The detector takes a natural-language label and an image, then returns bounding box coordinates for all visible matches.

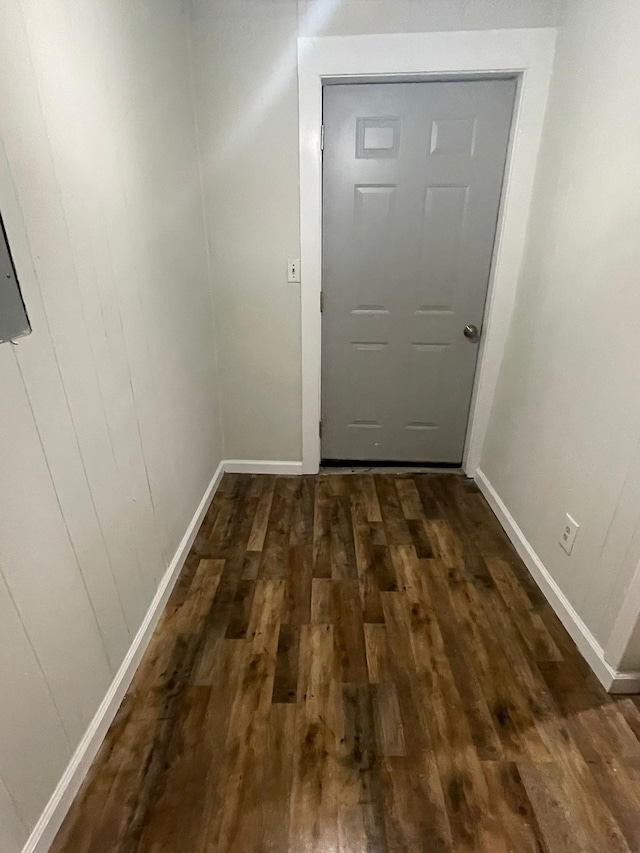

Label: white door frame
[298,29,556,475]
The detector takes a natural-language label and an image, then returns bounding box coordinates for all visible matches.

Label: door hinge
[320,291,324,312]
[319,420,323,438]
[320,124,325,152]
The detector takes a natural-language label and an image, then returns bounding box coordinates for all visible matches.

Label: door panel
[321,80,516,463]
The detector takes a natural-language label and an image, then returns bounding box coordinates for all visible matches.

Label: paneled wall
[0,1,221,848]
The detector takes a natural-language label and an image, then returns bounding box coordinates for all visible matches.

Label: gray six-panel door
[321,80,516,463]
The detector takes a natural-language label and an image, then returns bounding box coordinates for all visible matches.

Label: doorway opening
[298,28,557,475]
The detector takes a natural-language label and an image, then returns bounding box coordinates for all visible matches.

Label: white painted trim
[21,460,226,853]
[609,670,640,694]
[475,468,640,694]
[298,28,557,475]
[605,554,640,671]
[223,459,303,475]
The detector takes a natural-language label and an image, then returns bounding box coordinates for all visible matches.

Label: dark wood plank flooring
[51,473,640,852]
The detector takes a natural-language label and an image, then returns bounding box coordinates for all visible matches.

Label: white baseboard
[475,468,640,695]
[223,459,303,475]
[608,670,640,694]
[22,460,225,853]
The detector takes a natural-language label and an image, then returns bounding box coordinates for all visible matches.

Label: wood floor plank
[616,697,640,744]
[381,755,452,853]
[337,683,387,851]
[391,546,500,851]
[136,686,213,852]
[310,577,333,625]
[423,556,503,761]
[224,579,255,639]
[482,761,547,853]
[331,579,369,684]
[330,494,358,580]
[50,696,161,852]
[407,516,435,558]
[163,557,225,638]
[195,639,245,839]
[283,543,312,627]
[198,478,259,652]
[313,477,333,579]
[289,474,315,548]
[272,624,300,703]
[364,623,391,684]
[429,548,550,762]
[376,474,413,546]
[380,591,453,851]
[369,520,388,547]
[395,476,425,521]
[483,601,633,852]
[204,579,286,852]
[371,541,398,592]
[289,623,338,852]
[261,703,296,851]
[246,474,275,552]
[352,497,385,623]
[485,556,563,661]
[589,756,640,850]
[355,473,383,523]
[259,477,297,579]
[372,682,406,757]
[413,474,443,520]
[240,550,261,581]
[518,760,606,853]
[50,472,640,853]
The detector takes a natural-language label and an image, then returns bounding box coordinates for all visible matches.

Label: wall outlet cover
[559,513,579,555]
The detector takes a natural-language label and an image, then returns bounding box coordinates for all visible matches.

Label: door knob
[463,324,480,341]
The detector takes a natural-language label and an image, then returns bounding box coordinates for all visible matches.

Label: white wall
[189,0,302,461]
[189,0,562,462]
[480,0,640,659]
[298,0,562,36]
[0,1,221,848]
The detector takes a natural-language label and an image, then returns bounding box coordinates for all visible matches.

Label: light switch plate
[287,258,300,283]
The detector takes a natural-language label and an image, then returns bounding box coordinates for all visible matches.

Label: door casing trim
[297,28,557,475]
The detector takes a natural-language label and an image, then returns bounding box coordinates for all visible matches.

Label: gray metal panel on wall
[0,215,30,343]
[321,80,516,463]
